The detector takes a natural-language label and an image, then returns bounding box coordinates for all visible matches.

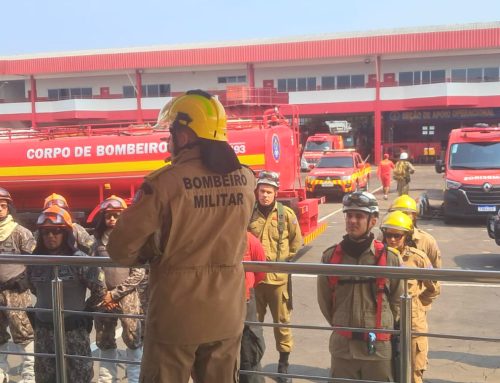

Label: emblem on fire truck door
[272,134,280,162]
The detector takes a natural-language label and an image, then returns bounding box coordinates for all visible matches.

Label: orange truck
[0,107,326,243]
[435,126,500,223]
[305,149,371,198]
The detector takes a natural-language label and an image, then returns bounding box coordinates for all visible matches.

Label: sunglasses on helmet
[37,213,67,226]
[100,199,126,211]
[46,199,67,208]
[342,193,376,208]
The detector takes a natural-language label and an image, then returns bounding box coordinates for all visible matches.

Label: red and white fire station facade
[1,22,499,163]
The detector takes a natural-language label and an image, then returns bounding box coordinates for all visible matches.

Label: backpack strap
[329,240,390,338]
[372,240,387,329]
[276,202,285,262]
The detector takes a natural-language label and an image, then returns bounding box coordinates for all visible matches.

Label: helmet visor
[37,212,66,226]
[46,199,68,209]
[100,198,127,211]
[342,193,374,209]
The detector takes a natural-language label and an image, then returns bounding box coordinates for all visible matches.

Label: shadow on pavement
[453,253,500,271]
[429,350,500,369]
[262,363,330,382]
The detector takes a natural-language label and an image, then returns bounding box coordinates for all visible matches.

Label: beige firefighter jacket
[107,146,256,345]
[401,246,440,332]
[248,202,302,285]
[317,241,403,360]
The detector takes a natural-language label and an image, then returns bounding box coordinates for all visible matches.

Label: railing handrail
[4,254,500,284]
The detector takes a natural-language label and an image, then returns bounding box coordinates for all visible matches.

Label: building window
[217,75,246,84]
[451,69,466,82]
[399,72,413,86]
[430,70,446,83]
[276,77,316,92]
[467,68,482,82]
[351,75,365,88]
[321,76,335,90]
[337,75,350,89]
[484,67,499,82]
[47,87,92,100]
[123,84,170,98]
[123,86,136,98]
[421,71,431,84]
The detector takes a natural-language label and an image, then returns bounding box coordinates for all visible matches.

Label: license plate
[478,205,496,212]
[322,182,334,187]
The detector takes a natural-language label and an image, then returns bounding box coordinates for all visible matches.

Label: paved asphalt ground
[5,165,500,382]
[256,165,500,383]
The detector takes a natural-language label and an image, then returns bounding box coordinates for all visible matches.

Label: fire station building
[0,22,499,163]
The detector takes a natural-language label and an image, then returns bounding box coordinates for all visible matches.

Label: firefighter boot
[126,347,142,383]
[18,341,35,383]
[0,343,9,383]
[98,348,118,383]
[277,352,292,383]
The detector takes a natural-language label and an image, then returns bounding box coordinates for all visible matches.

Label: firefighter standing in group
[0,187,36,383]
[389,195,442,270]
[393,152,416,196]
[42,193,95,253]
[248,171,303,383]
[380,211,440,383]
[107,90,256,383]
[27,205,107,383]
[90,195,144,383]
[317,191,403,381]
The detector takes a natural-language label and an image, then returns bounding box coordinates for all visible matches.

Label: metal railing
[1,254,500,383]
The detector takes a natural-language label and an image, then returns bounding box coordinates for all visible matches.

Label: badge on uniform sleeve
[98,271,105,282]
[133,182,153,205]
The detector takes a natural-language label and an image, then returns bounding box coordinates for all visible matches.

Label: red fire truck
[0,107,326,243]
[435,126,500,223]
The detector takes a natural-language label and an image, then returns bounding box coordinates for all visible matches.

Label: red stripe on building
[1,27,499,75]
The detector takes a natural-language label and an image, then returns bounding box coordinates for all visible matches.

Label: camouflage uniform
[73,223,95,254]
[0,219,36,382]
[92,237,144,383]
[27,250,106,383]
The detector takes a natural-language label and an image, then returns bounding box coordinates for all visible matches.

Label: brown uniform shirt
[401,246,440,333]
[248,203,303,285]
[317,241,403,360]
[107,146,256,345]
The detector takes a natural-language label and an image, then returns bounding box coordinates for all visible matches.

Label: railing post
[52,266,67,383]
[399,279,412,383]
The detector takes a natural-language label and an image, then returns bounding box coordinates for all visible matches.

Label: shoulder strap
[276,202,285,261]
[328,245,343,288]
[372,240,387,329]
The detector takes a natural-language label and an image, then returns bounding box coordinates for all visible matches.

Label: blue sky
[2,0,498,56]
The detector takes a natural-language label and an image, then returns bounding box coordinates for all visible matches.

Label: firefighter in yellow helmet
[90,196,145,383]
[248,171,303,383]
[43,193,94,254]
[107,90,256,383]
[0,187,36,383]
[381,211,440,383]
[27,205,106,383]
[389,195,442,270]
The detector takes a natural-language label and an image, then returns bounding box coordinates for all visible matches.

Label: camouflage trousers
[0,288,34,345]
[96,290,142,350]
[34,324,93,383]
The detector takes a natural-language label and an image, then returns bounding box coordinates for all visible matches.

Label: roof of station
[1,22,499,75]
